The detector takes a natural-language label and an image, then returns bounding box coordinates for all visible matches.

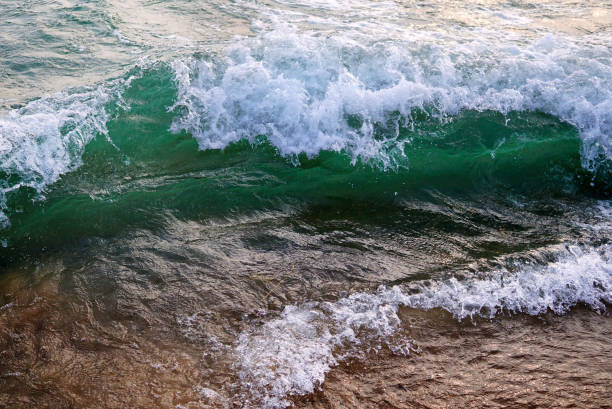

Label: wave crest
[170,30,612,169]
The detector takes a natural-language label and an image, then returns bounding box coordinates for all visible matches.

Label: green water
[2,65,608,267]
[1,2,612,408]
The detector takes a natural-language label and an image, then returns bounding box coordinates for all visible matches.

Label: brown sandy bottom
[294,307,612,409]
[1,266,610,409]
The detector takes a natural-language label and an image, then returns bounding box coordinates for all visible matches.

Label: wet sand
[295,308,612,409]
[2,263,610,409]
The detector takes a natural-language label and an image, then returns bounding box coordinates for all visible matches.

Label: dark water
[1,1,611,408]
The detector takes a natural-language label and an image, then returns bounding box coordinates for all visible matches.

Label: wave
[0,75,139,228]
[170,29,611,169]
[1,26,611,230]
[234,244,612,408]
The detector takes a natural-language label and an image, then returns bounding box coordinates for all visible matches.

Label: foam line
[235,244,611,408]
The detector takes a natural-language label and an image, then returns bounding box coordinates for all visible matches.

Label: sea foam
[171,28,612,169]
[234,244,612,408]
[0,77,135,228]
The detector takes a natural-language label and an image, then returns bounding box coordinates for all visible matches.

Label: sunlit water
[1,1,611,408]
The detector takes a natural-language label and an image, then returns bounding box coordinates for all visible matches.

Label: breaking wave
[171,29,611,168]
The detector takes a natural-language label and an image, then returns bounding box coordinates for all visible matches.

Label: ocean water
[0,1,611,408]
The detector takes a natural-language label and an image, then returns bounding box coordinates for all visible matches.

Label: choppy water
[1,1,611,408]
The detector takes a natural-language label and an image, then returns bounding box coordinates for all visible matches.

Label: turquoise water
[1,64,609,265]
[0,1,611,408]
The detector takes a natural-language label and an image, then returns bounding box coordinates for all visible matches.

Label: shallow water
[296,308,612,409]
[1,0,611,408]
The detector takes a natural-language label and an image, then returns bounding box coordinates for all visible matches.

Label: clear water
[0,1,611,408]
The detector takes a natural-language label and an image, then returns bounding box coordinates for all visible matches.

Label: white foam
[0,77,134,228]
[170,28,612,169]
[403,246,612,319]
[235,244,612,408]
